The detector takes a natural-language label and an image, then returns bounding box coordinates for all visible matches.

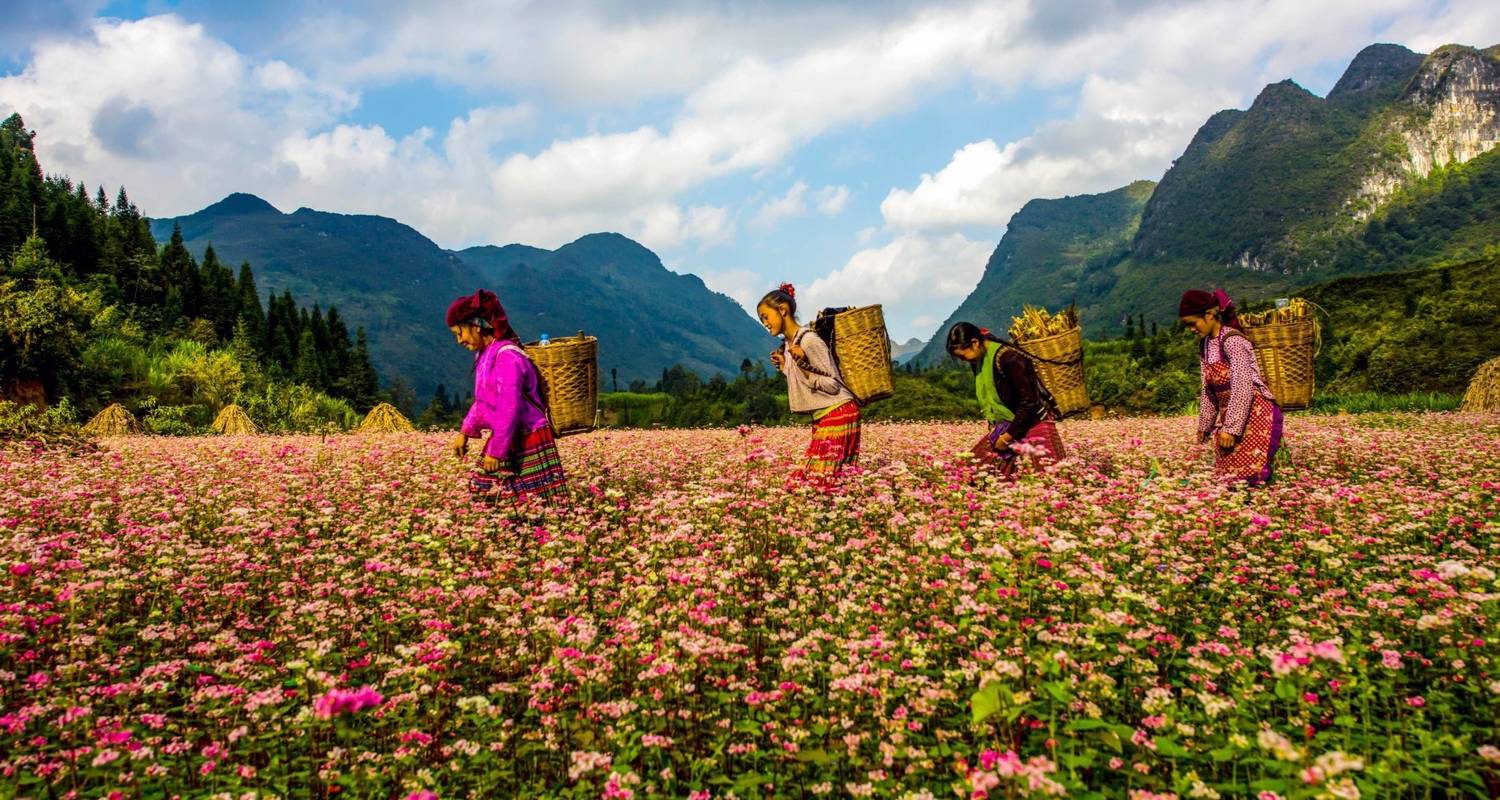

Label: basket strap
[790,329,863,405]
[1002,337,1083,367]
[498,343,558,436]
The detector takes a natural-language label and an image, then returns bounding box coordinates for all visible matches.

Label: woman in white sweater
[758,283,860,482]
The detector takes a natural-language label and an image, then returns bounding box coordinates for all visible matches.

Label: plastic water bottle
[539,332,550,346]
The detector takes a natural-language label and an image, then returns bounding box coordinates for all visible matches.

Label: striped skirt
[972,419,1066,480]
[468,426,567,505]
[797,400,861,478]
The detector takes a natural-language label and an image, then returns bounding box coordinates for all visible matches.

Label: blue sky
[3,0,1497,341]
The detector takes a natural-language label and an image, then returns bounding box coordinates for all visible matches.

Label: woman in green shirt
[945,321,1066,478]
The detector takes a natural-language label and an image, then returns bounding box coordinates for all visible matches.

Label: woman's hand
[769,350,785,371]
[1215,430,1238,450]
[992,432,1014,451]
[787,342,807,361]
[481,455,501,472]
[450,433,469,459]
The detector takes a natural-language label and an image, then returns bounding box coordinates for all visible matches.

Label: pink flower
[312,686,384,719]
[1406,696,1425,708]
[9,563,31,576]
[404,793,438,800]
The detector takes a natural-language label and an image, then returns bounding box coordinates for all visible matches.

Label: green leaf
[1274,679,1298,701]
[1094,730,1123,754]
[1042,681,1073,703]
[1209,746,1236,762]
[1061,751,1095,768]
[1066,719,1112,732]
[971,682,1003,725]
[1153,736,1189,758]
[733,719,761,734]
[731,772,768,795]
[794,748,833,765]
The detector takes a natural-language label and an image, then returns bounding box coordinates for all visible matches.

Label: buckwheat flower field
[3,415,1498,799]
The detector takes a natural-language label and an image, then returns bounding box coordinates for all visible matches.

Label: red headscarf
[1177,288,1239,328]
[446,289,520,344]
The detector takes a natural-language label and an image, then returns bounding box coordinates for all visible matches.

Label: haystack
[357,402,415,433]
[82,403,142,436]
[1462,356,1500,412]
[211,404,258,435]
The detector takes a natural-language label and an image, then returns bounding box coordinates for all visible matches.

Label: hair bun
[778,282,796,298]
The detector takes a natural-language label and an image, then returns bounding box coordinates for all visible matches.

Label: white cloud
[814,184,850,215]
[287,2,961,108]
[6,0,1498,309]
[754,181,809,229]
[802,232,992,338]
[878,0,1500,232]
[0,15,353,204]
[753,181,851,229]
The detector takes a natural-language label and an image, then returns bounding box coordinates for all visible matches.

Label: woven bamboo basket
[525,331,598,435]
[831,306,894,403]
[1242,315,1318,410]
[1019,327,1089,417]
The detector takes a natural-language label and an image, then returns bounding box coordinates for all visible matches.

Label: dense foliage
[0,114,380,433]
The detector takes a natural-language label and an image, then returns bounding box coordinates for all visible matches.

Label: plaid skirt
[797,400,861,478]
[1207,371,1283,487]
[468,426,566,505]
[971,419,1066,480]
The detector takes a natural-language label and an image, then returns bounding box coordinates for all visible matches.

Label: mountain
[890,337,925,364]
[914,181,1154,362]
[918,41,1500,362]
[1132,42,1498,273]
[151,199,773,395]
[457,235,775,385]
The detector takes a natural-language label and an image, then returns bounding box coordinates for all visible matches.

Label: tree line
[0,113,382,432]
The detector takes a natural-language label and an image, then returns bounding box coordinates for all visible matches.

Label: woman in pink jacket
[446,289,565,504]
[1178,288,1282,486]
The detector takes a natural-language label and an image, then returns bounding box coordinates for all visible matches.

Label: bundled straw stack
[357,402,415,433]
[1009,304,1089,417]
[82,403,142,436]
[211,404,258,435]
[1462,356,1500,412]
[1240,298,1319,410]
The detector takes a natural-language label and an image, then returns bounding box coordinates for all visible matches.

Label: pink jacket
[1197,328,1276,438]
[460,340,551,459]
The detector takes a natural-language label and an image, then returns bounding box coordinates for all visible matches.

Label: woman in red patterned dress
[1178,289,1283,486]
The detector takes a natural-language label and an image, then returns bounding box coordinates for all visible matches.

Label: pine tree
[324,306,353,390]
[418,381,455,428]
[158,224,200,322]
[229,318,265,391]
[344,327,381,411]
[293,328,324,388]
[198,245,237,339]
[236,261,264,340]
[94,186,109,214]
